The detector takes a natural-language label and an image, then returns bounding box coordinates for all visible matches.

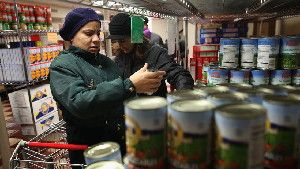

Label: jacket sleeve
[151,47,194,90]
[49,64,135,119]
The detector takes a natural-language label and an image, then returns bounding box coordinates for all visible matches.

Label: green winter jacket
[49,46,135,127]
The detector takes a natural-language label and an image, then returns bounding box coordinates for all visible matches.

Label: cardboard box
[30,84,52,103]
[35,111,60,135]
[8,89,31,108]
[11,107,33,124]
[32,97,57,122]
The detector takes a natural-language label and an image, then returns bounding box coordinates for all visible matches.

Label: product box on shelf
[8,89,31,108]
[32,97,57,122]
[11,107,33,124]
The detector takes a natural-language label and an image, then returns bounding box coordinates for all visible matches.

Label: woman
[108,13,194,97]
[49,8,165,167]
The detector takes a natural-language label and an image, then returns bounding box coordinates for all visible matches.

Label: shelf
[0,30,59,36]
[1,76,48,89]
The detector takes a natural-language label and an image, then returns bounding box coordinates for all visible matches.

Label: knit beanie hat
[59,8,100,41]
[107,13,131,40]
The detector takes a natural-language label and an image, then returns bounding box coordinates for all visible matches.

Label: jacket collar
[68,46,102,66]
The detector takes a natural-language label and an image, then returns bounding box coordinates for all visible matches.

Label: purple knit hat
[59,8,101,41]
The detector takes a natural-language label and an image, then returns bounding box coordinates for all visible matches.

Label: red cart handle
[23,141,88,150]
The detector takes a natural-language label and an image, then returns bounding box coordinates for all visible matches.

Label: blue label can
[257,37,280,70]
[281,37,300,69]
[270,69,292,85]
[219,38,240,68]
[292,69,300,86]
[241,38,258,68]
[250,69,270,86]
[230,69,250,84]
[208,68,229,86]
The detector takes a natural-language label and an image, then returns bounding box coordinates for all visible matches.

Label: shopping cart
[9,120,88,169]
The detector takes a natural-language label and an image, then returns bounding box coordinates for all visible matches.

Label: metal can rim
[170,99,215,113]
[124,96,167,110]
[263,94,300,105]
[215,103,266,118]
[84,142,120,159]
[85,161,124,169]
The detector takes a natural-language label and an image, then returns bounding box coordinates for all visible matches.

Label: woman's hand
[129,63,166,94]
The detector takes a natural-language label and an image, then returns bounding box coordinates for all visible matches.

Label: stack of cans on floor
[122,85,300,169]
[207,36,300,87]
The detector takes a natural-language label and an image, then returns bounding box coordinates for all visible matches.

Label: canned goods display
[219,38,240,68]
[241,38,258,68]
[270,69,291,85]
[250,69,270,86]
[236,88,274,104]
[84,142,122,165]
[230,69,250,84]
[196,86,230,96]
[262,95,300,169]
[259,85,296,96]
[257,37,280,70]
[167,89,207,104]
[217,83,252,92]
[208,68,229,86]
[280,37,300,69]
[168,100,215,169]
[125,97,167,168]
[85,161,124,169]
[207,92,248,107]
[292,69,300,85]
[215,103,266,169]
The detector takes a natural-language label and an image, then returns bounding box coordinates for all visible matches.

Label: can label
[281,37,300,69]
[208,68,229,86]
[270,70,291,85]
[219,46,239,68]
[168,110,212,169]
[125,108,166,168]
[230,70,250,84]
[292,69,300,85]
[263,102,300,169]
[257,38,279,70]
[215,114,265,169]
[241,45,257,68]
[251,70,269,86]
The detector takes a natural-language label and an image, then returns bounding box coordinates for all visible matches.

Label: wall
[149,18,168,42]
[282,16,300,35]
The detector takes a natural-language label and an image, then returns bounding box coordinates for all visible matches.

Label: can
[215,103,266,169]
[167,89,207,104]
[85,161,124,169]
[257,37,280,70]
[125,97,167,168]
[236,88,274,104]
[270,69,291,85]
[217,83,252,92]
[292,69,300,86]
[258,85,296,96]
[84,142,122,165]
[280,37,300,69]
[230,69,250,84]
[196,86,230,96]
[207,92,249,107]
[208,68,229,86]
[250,69,270,86]
[219,38,240,68]
[241,38,258,68]
[168,100,215,169]
[262,95,300,169]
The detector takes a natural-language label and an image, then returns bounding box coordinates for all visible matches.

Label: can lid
[171,99,215,113]
[263,94,300,105]
[216,103,266,118]
[125,96,167,110]
[84,142,120,158]
[196,86,230,95]
[218,83,252,90]
[258,85,295,93]
[209,92,248,101]
[167,89,207,100]
[85,161,124,169]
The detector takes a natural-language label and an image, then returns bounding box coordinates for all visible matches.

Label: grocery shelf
[0,30,59,36]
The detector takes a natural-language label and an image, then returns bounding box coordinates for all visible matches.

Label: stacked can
[292,69,300,85]
[241,38,258,69]
[219,38,240,69]
[215,103,266,169]
[270,69,292,85]
[280,36,300,69]
[195,86,230,96]
[230,69,250,84]
[263,95,300,169]
[168,100,215,169]
[217,83,252,92]
[125,97,167,169]
[207,92,249,107]
[257,37,280,70]
[207,67,229,86]
[250,69,270,86]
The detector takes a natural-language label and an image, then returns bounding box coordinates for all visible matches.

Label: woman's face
[71,21,101,54]
[117,37,135,54]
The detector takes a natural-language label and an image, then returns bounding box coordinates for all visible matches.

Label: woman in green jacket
[49,8,165,167]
